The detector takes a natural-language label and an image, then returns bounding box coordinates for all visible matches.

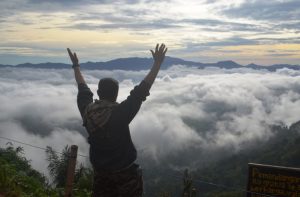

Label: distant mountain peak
[214,60,241,68]
[217,60,236,64]
[246,63,259,67]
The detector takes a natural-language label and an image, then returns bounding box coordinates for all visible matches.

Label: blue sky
[0,0,300,65]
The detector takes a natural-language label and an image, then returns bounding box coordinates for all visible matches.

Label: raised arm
[67,48,93,118]
[144,43,167,86]
[115,44,168,125]
[67,48,86,85]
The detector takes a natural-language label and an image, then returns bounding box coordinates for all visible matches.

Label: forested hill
[191,121,300,196]
[1,57,300,71]
[141,121,300,197]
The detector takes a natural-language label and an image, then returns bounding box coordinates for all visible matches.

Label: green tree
[45,145,93,195]
[0,143,53,197]
[45,145,69,188]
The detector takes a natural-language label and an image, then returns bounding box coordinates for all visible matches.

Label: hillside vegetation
[0,144,92,197]
[142,121,300,196]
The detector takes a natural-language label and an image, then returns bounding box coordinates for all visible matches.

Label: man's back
[79,81,150,171]
[67,44,167,196]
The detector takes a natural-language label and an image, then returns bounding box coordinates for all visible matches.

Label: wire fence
[164,172,276,197]
[0,136,88,158]
[0,135,278,197]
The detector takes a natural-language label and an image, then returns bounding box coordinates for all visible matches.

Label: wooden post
[64,145,78,197]
[182,169,197,197]
[182,169,192,197]
[191,188,197,197]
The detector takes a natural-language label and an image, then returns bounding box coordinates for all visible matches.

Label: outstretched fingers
[159,44,165,53]
[67,48,74,59]
[150,43,167,63]
[155,44,159,53]
[67,48,79,66]
[163,47,168,56]
[150,50,154,57]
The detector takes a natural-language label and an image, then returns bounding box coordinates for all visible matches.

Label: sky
[0,0,300,65]
[1,66,300,176]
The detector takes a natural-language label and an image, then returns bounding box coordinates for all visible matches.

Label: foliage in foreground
[0,143,53,196]
[0,143,93,197]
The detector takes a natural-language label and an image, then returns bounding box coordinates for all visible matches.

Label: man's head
[97,78,119,102]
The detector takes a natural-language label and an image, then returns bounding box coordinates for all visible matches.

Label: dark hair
[97,78,119,102]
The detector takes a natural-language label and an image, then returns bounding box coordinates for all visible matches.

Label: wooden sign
[247,163,300,197]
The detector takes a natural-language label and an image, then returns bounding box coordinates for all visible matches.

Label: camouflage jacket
[77,81,150,171]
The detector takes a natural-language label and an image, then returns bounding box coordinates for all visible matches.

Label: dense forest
[1,121,300,196]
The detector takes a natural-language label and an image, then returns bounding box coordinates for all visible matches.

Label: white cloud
[1,66,300,174]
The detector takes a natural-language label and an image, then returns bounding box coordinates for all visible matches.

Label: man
[67,44,167,197]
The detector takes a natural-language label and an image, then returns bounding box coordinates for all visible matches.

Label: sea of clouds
[1,65,300,176]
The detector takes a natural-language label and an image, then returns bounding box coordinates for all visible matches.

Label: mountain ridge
[1,56,299,71]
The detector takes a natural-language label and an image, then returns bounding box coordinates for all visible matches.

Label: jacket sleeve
[116,80,151,125]
[77,83,93,118]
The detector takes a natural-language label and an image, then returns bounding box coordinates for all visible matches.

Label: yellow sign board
[247,163,300,197]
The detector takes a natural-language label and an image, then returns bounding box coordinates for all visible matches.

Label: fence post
[182,169,197,197]
[191,188,197,197]
[64,145,78,197]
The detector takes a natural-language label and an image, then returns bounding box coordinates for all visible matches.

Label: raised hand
[150,43,168,64]
[144,43,167,85]
[68,48,86,84]
[67,48,79,68]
